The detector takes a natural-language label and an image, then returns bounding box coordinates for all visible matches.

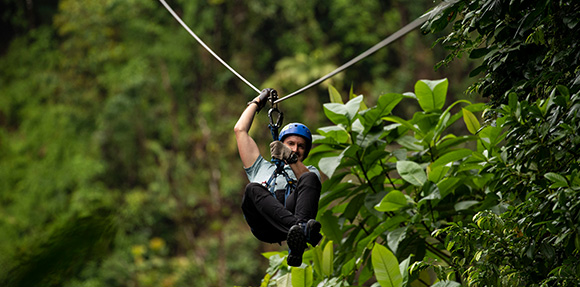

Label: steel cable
[275,1,457,103]
[159,0,261,94]
[159,0,457,101]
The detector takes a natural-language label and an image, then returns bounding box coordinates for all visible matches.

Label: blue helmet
[279,123,312,156]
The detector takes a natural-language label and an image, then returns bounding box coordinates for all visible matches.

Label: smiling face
[282,135,308,162]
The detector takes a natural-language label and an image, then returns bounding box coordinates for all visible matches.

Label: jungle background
[1,0,578,286]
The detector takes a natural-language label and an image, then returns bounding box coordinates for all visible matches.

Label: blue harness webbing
[266,100,296,207]
[264,163,296,207]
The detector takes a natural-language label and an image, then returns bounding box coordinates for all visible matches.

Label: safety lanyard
[263,90,296,206]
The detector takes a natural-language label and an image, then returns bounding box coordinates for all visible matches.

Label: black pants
[241,172,321,244]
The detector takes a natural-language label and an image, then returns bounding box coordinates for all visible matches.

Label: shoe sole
[287,225,307,267]
[307,220,322,247]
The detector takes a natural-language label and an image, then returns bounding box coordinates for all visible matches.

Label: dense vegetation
[260,0,579,286]
[0,0,466,286]
[1,0,577,286]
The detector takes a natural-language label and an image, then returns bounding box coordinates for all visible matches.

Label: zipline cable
[159,0,261,94]
[274,1,457,104]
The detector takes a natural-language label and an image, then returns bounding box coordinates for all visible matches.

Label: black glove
[248,88,274,112]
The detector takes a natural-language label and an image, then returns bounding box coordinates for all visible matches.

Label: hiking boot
[286,224,307,267]
[304,219,322,247]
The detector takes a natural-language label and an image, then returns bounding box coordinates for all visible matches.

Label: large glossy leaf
[415,79,448,112]
[375,190,408,212]
[544,172,569,188]
[311,244,323,278]
[318,149,346,178]
[382,115,421,134]
[454,200,479,211]
[345,95,364,121]
[318,126,351,144]
[356,215,408,258]
[395,135,424,151]
[387,227,407,254]
[431,149,473,169]
[319,210,342,244]
[428,165,450,183]
[361,93,404,131]
[323,103,349,125]
[344,193,366,222]
[323,96,364,125]
[322,241,334,277]
[328,85,343,104]
[319,182,357,209]
[462,108,481,134]
[372,244,403,287]
[291,266,313,287]
[432,280,462,287]
[276,273,292,287]
[437,177,461,199]
[396,161,427,186]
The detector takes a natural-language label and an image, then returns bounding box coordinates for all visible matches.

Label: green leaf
[276,273,292,287]
[345,95,364,121]
[328,85,343,104]
[432,280,462,287]
[437,177,461,199]
[311,244,323,278]
[322,241,334,277]
[320,210,342,244]
[323,103,349,126]
[372,244,403,287]
[375,190,408,212]
[399,256,412,287]
[415,79,448,112]
[361,93,404,131]
[291,266,313,287]
[431,149,473,169]
[344,193,366,222]
[387,227,407,254]
[318,126,351,144]
[462,108,480,134]
[428,165,450,183]
[508,92,518,112]
[396,161,427,186]
[544,172,569,188]
[469,48,489,59]
[318,150,345,178]
[395,135,424,151]
[454,200,479,211]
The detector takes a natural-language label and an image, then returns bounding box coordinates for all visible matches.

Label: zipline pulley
[266,89,284,142]
[266,89,286,175]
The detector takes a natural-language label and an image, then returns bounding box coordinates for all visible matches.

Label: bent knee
[299,172,320,183]
[245,182,268,196]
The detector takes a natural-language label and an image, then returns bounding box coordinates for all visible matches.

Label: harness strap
[264,91,297,206]
[265,168,296,207]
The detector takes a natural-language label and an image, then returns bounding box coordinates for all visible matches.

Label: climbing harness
[263,89,296,206]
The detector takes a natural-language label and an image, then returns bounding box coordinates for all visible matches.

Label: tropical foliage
[262,79,487,286]
[261,0,580,285]
[0,0,461,286]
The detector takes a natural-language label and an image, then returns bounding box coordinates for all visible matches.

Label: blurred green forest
[0,0,478,286]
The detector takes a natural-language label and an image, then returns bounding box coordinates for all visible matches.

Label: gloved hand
[270,141,292,162]
[249,88,274,112]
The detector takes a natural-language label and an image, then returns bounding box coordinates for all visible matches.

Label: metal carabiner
[268,107,284,140]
